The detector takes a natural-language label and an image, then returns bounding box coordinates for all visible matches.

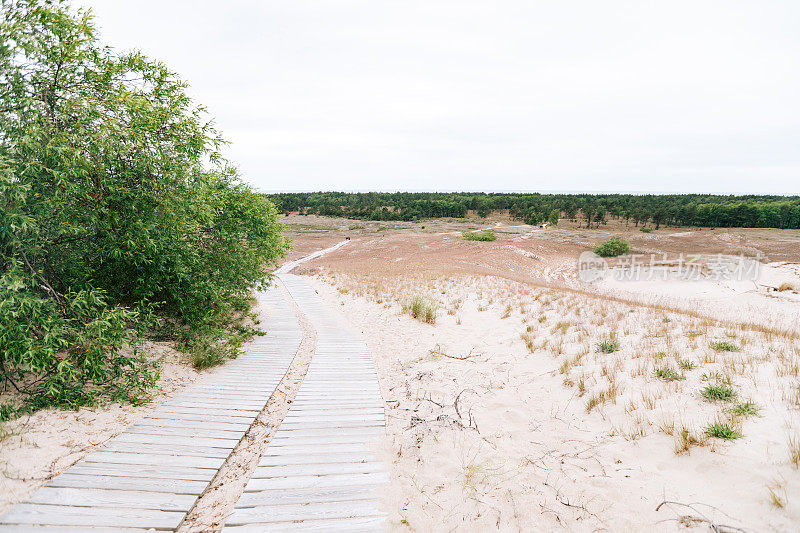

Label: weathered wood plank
[235,486,381,508]
[82,451,224,469]
[27,487,196,511]
[258,452,378,467]
[226,499,384,524]
[251,462,385,478]
[65,463,216,481]
[243,472,389,491]
[48,473,208,494]
[224,517,385,533]
[100,441,232,459]
[0,504,184,529]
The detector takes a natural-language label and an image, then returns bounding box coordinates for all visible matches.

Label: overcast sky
[78,1,800,194]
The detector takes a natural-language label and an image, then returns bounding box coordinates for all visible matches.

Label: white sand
[309,271,800,531]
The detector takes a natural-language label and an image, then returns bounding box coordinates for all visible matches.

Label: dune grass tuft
[706,420,741,440]
[701,383,736,402]
[402,295,438,324]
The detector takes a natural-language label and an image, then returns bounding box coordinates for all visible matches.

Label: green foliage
[678,359,696,370]
[0,0,287,415]
[596,336,620,353]
[267,192,800,230]
[463,230,496,241]
[594,237,631,257]
[640,227,653,233]
[706,421,741,440]
[401,295,438,324]
[654,367,685,382]
[701,383,736,402]
[729,400,760,418]
[710,340,741,352]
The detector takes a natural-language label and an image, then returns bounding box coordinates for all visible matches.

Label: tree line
[268,192,800,229]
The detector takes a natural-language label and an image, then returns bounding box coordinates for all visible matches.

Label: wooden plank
[243,472,389,491]
[48,473,207,494]
[0,526,152,532]
[278,414,384,424]
[259,452,378,467]
[126,425,243,439]
[0,504,184,529]
[275,420,383,430]
[261,443,371,456]
[133,418,251,431]
[142,412,255,424]
[268,435,383,447]
[226,499,384,524]
[112,433,239,449]
[224,517,385,532]
[66,462,217,481]
[251,462,384,478]
[82,451,224,470]
[234,486,381,507]
[28,487,196,512]
[101,441,232,459]
[158,406,261,417]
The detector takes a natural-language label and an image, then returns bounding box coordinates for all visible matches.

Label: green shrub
[640,227,653,233]
[0,1,287,415]
[594,237,631,257]
[464,230,497,241]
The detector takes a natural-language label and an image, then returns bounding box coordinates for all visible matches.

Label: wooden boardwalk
[223,274,387,532]
[0,287,302,532]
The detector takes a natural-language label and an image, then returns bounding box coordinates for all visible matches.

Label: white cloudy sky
[79,1,800,194]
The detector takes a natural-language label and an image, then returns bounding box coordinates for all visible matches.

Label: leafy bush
[0,0,287,414]
[464,230,496,241]
[594,237,631,257]
[640,227,653,233]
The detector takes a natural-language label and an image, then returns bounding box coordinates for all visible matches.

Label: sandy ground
[307,271,800,531]
[282,215,800,531]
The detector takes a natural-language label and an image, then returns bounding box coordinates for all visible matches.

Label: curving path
[223,274,387,531]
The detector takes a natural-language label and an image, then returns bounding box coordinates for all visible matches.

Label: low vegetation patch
[464,230,497,241]
[594,237,631,257]
[729,400,760,418]
[701,383,736,402]
[596,336,620,353]
[655,367,685,382]
[710,340,741,352]
[402,295,438,324]
[706,420,741,440]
